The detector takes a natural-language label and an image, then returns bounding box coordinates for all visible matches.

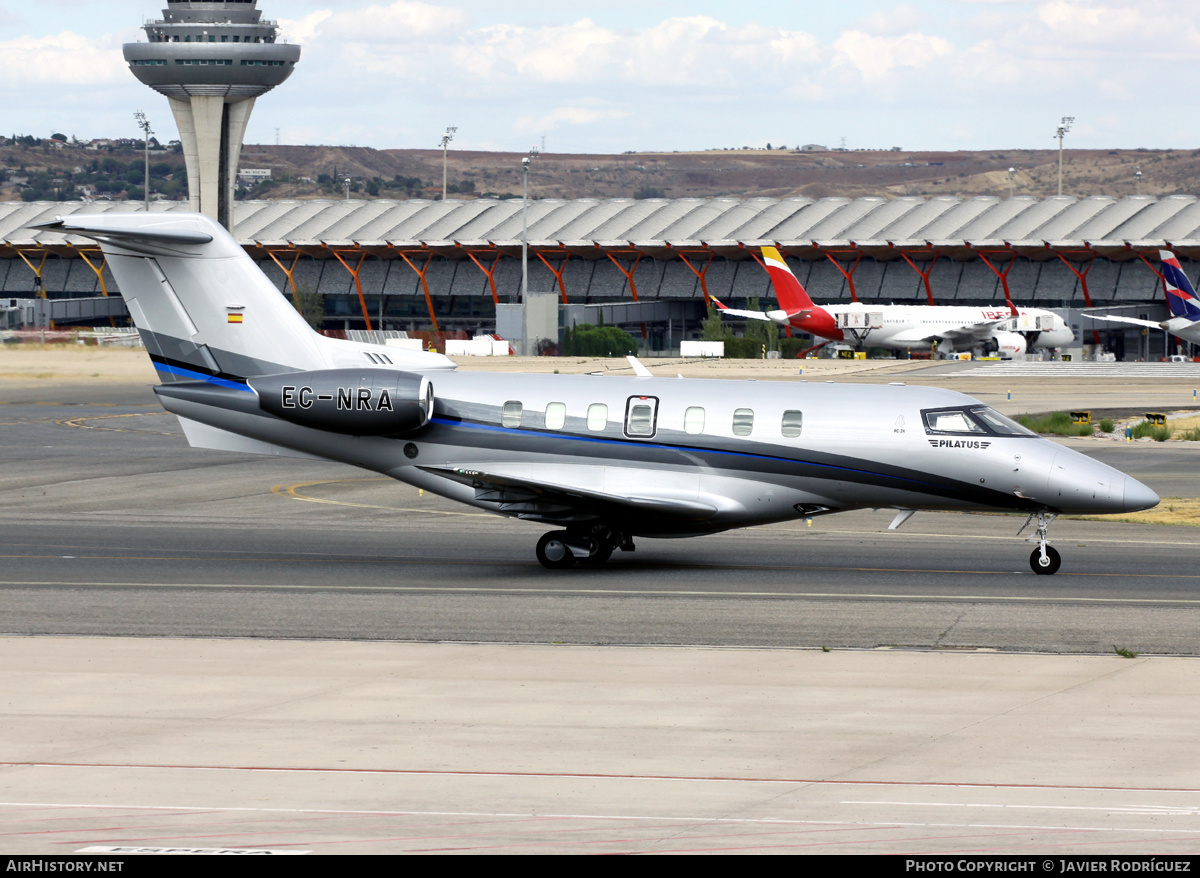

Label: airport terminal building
[3,194,1199,357]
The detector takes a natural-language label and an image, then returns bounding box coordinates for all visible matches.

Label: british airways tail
[761,246,816,313]
[29,213,454,385]
[1159,250,1200,322]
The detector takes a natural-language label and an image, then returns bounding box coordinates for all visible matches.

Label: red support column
[331,249,374,331]
[1057,250,1099,345]
[264,248,303,295]
[897,249,939,306]
[976,249,1019,316]
[464,249,502,305]
[535,250,571,304]
[606,250,646,338]
[675,248,715,307]
[76,247,116,327]
[823,250,863,303]
[395,249,440,334]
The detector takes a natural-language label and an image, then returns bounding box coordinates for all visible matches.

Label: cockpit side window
[971,407,1037,436]
[921,405,1035,437]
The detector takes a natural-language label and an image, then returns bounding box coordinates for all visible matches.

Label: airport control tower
[124,1,300,229]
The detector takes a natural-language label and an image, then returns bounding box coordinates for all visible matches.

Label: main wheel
[536,531,576,570]
[1030,545,1062,575]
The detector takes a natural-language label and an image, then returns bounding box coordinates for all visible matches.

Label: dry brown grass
[1073,498,1200,527]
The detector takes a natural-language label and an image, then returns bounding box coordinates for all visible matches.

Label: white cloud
[832,30,954,85]
[0,30,130,87]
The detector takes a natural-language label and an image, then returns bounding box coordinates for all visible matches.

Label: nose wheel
[1022,510,1061,575]
[1030,545,1061,575]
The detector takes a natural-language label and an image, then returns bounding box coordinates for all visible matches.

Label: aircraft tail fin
[762,246,816,312]
[1159,250,1200,322]
[30,213,334,385]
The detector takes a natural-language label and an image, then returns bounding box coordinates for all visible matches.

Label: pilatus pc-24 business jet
[713,247,1074,357]
[30,214,1157,575]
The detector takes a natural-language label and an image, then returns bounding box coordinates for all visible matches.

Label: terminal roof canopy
[6,195,1200,261]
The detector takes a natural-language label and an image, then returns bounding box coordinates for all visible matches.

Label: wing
[711,296,775,322]
[418,465,719,523]
[888,318,1008,346]
[1086,314,1164,330]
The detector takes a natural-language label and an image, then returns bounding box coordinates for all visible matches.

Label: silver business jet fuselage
[29,212,1157,575]
[155,369,1156,575]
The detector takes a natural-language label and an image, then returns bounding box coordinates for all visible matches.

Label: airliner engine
[992,331,1028,359]
[251,369,433,436]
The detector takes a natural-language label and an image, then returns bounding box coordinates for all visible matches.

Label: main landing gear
[535,527,633,570]
[1021,510,1061,575]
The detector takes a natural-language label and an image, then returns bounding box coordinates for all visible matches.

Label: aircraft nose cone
[1123,478,1160,513]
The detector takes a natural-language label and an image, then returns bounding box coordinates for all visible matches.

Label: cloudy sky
[0,0,1195,154]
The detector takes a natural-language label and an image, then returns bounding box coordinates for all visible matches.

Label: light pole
[520,146,539,306]
[440,126,457,201]
[1055,116,1074,196]
[1007,166,1016,198]
[344,177,351,201]
[134,110,152,211]
[1135,168,1143,196]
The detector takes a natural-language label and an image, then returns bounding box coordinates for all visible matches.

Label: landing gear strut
[1022,510,1061,575]
[534,527,632,570]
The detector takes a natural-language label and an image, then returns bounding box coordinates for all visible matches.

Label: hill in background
[3,139,1195,204]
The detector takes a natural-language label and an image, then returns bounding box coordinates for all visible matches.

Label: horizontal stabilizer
[29,215,217,255]
[1086,314,1165,330]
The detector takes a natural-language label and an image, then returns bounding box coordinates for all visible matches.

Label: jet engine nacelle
[993,331,1028,359]
[250,369,434,436]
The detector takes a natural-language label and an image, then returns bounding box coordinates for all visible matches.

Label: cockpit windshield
[921,405,1036,437]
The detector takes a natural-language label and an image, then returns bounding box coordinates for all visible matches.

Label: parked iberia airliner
[713,247,1074,357]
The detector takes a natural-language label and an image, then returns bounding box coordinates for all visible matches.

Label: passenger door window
[624,396,659,438]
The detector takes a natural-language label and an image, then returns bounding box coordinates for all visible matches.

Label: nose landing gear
[1021,510,1061,575]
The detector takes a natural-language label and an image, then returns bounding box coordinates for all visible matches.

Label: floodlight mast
[441,126,457,201]
[134,111,153,211]
[1056,116,1074,196]
[520,147,539,307]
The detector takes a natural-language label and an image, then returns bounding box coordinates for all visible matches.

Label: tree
[701,304,726,341]
[290,284,326,331]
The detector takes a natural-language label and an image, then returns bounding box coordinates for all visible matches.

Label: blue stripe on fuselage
[429,416,943,490]
[154,361,253,391]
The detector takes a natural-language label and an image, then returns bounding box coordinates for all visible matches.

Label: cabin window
[624,396,659,438]
[544,402,566,430]
[501,400,523,428]
[732,408,754,437]
[684,406,705,435]
[587,403,608,432]
[781,410,803,438]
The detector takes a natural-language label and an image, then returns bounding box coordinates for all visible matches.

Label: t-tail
[28,212,454,387]
[1160,250,1200,323]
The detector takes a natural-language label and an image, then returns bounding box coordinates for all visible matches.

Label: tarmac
[4,638,1200,855]
[3,348,1200,855]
